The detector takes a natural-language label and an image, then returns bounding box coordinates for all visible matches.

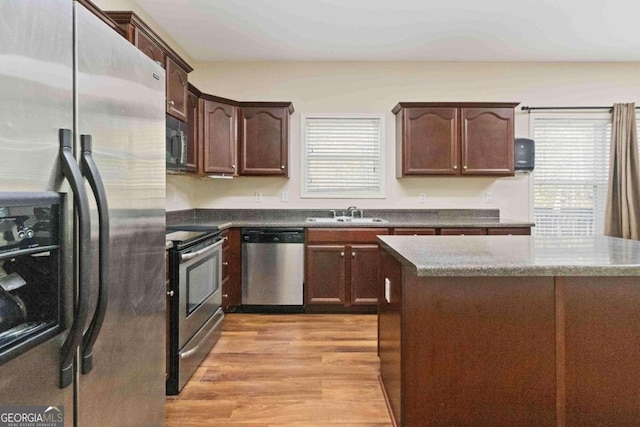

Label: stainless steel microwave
[166,115,188,173]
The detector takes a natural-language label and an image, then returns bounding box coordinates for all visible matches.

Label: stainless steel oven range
[166,228,224,395]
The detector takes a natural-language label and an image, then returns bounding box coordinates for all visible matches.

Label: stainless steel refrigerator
[0,1,166,425]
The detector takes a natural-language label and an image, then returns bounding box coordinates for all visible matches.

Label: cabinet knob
[340,252,344,257]
[169,100,175,106]
[223,262,229,266]
[281,165,285,169]
[352,252,356,257]
[453,165,458,170]
[167,290,174,297]
[463,165,468,170]
[223,294,228,298]
[232,165,236,169]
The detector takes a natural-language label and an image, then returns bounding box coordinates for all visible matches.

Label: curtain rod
[521,106,640,112]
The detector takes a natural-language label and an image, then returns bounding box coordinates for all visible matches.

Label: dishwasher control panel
[241,228,304,244]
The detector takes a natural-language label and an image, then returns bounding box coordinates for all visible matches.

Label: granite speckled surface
[166,208,533,230]
[378,235,640,276]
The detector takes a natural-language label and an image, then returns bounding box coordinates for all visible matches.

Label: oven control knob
[17,231,25,239]
[25,229,34,239]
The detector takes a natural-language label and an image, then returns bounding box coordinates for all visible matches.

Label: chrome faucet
[347,206,363,218]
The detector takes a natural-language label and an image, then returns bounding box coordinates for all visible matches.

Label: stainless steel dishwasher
[241,228,304,310]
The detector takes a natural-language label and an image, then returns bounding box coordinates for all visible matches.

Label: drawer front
[306,228,390,244]
[487,227,531,235]
[394,228,437,235]
[439,228,487,236]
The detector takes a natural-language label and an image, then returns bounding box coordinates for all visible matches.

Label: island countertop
[378,235,640,426]
[377,235,640,276]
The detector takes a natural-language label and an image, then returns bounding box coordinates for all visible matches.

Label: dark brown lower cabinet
[221,229,241,311]
[378,247,640,426]
[563,277,640,426]
[165,249,170,380]
[305,228,389,312]
[350,245,379,305]
[305,245,346,305]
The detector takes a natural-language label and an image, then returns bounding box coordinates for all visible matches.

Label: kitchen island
[377,235,640,427]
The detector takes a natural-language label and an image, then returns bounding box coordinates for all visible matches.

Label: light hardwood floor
[166,313,392,427]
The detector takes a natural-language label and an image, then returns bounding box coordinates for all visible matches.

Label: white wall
[165,61,640,220]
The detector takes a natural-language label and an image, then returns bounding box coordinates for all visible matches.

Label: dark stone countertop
[378,235,640,277]
[166,208,533,231]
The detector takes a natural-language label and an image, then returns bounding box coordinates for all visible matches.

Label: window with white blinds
[532,115,612,236]
[301,115,384,198]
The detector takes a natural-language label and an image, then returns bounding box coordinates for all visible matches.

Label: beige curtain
[604,103,640,239]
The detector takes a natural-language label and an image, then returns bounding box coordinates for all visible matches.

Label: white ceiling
[135,0,640,62]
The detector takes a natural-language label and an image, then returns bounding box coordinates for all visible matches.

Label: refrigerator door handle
[79,135,110,375]
[59,129,92,388]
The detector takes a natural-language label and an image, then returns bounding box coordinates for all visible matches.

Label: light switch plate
[419,193,426,203]
[254,192,262,202]
[281,190,288,202]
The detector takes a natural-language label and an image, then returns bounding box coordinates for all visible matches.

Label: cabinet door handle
[169,100,175,106]
[281,165,285,169]
[352,252,355,257]
[463,165,468,170]
[223,294,228,298]
[167,290,174,297]
[340,252,344,257]
[231,165,236,169]
[453,165,458,170]
[223,262,229,266]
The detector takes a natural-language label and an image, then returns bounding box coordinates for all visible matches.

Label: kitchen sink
[305,217,388,223]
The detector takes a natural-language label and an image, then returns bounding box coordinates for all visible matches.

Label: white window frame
[300,113,385,199]
[528,111,613,236]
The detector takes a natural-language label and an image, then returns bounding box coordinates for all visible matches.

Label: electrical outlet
[419,193,426,203]
[254,192,262,202]
[281,190,288,202]
[485,191,493,204]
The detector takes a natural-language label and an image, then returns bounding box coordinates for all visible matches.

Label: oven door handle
[79,135,110,376]
[180,238,223,261]
[179,313,224,359]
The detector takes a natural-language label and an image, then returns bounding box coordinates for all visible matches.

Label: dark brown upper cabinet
[201,94,238,176]
[166,57,188,122]
[106,11,193,121]
[461,107,515,175]
[135,29,165,67]
[184,84,294,177]
[393,102,518,177]
[185,85,200,173]
[238,103,294,176]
